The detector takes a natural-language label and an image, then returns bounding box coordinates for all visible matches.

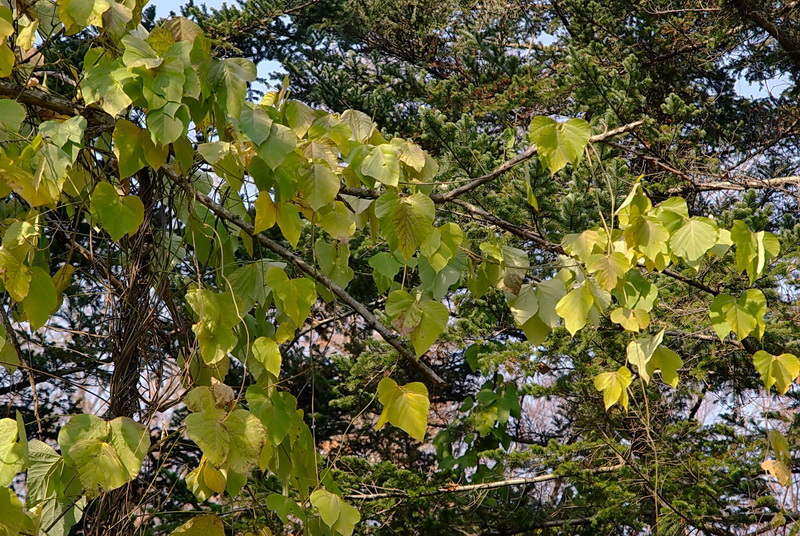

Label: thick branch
[344,464,623,500]
[164,167,446,388]
[729,0,800,68]
[0,79,115,135]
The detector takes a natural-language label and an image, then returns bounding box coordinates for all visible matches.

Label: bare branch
[344,463,624,500]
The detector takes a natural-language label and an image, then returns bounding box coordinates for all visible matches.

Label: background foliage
[1,0,800,535]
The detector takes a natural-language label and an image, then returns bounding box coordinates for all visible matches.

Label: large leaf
[709,289,766,341]
[185,407,231,467]
[90,181,145,241]
[361,145,401,187]
[594,366,632,411]
[668,217,718,264]
[300,163,339,211]
[223,409,266,473]
[209,57,257,119]
[752,351,799,395]
[108,417,150,479]
[587,252,629,291]
[21,266,57,329]
[385,291,448,356]
[67,438,130,495]
[528,116,591,174]
[376,377,429,441]
[311,489,361,536]
[265,267,316,329]
[375,192,435,261]
[186,289,243,364]
[730,220,780,284]
[555,282,595,336]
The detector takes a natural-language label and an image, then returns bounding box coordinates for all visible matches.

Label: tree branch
[344,463,624,500]
[0,79,115,136]
[429,121,644,203]
[729,0,800,68]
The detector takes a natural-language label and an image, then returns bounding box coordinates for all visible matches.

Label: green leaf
[26,440,85,535]
[257,123,297,170]
[107,417,149,479]
[668,217,718,264]
[67,438,130,495]
[186,289,243,364]
[587,252,629,291]
[300,163,340,211]
[209,57,257,119]
[318,201,356,241]
[58,413,109,456]
[730,220,780,284]
[275,202,303,247]
[90,181,145,241]
[0,100,26,134]
[0,488,31,536]
[562,230,604,264]
[81,52,134,117]
[375,192,435,261]
[386,290,421,336]
[265,267,316,328]
[508,284,538,325]
[311,489,361,536]
[22,266,58,330]
[410,300,448,357]
[224,409,266,473]
[0,248,31,302]
[626,215,669,262]
[648,345,683,388]
[147,103,188,145]
[58,0,111,34]
[594,366,632,411]
[285,100,316,136]
[709,293,735,341]
[385,291,448,356]
[626,329,665,383]
[239,105,273,145]
[528,116,591,174]
[169,514,225,536]
[0,418,23,487]
[555,282,594,336]
[361,145,401,187]
[709,289,766,341]
[249,336,281,380]
[121,34,161,68]
[753,351,799,395]
[376,377,429,441]
[616,182,652,228]
[185,407,230,467]
[610,307,650,332]
[114,119,168,178]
